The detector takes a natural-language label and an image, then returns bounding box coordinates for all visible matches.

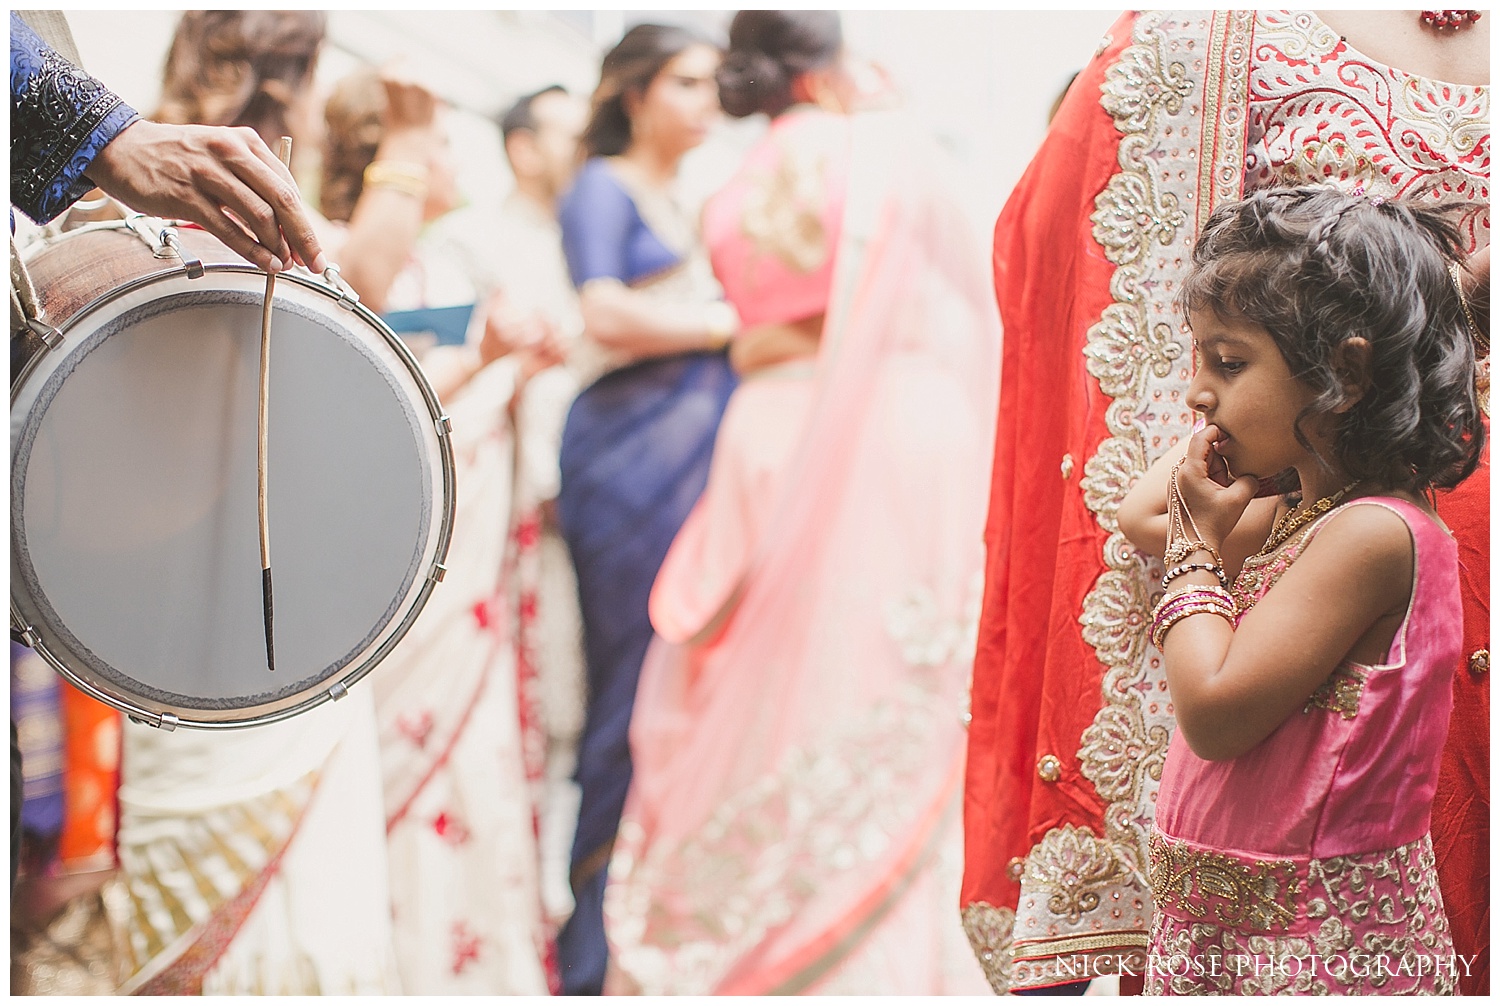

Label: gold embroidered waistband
[1148,831,1438,937]
[1148,831,1301,932]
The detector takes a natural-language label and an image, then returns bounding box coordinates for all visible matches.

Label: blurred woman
[105,12,400,993]
[603,11,996,994]
[319,67,562,994]
[551,23,739,995]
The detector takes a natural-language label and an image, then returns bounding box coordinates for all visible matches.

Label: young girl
[1118,186,1485,995]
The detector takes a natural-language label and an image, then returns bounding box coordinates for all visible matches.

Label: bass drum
[11,219,455,729]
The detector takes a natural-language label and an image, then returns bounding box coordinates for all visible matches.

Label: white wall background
[63,10,1122,239]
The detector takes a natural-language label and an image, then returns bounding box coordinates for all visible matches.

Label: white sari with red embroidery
[370,241,550,994]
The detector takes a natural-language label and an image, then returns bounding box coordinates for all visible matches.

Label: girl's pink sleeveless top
[701,107,850,328]
[1155,496,1461,858]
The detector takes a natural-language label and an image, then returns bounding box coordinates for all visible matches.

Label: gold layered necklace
[1256,481,1360,557]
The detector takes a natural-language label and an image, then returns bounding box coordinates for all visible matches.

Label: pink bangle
[1151,585,1237,650]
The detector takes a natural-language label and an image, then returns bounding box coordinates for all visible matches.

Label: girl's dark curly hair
[1180,185,1485,494]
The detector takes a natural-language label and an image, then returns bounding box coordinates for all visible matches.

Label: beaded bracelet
[1162,561,1227,589]
[1150,585,1237,650]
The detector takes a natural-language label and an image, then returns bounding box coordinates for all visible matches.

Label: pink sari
[603,110,999,995]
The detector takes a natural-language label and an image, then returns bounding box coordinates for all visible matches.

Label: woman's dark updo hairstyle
[1180,185,1485,494]
[583,23,712,158]
[717,10,842,119]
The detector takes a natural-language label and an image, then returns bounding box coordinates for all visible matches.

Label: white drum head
[12,267,453,727]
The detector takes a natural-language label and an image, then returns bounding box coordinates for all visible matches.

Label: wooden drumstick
[259,135,293,671]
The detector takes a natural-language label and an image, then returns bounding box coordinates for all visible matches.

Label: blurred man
[483,84,592,941]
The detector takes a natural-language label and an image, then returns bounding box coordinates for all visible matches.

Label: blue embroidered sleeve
[10,13,139,223]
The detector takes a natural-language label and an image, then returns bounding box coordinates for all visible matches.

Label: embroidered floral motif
[961,901,1016,995]
[1079,703,1170,806]
[1080,435,1147,532]
[1259,10,1342,63]
[1079,560,1153,671]
[1305,665,1366,719]
[396,710,434,750]
[883,569,984,670]
[1025,825,1130,925]
[1149,831,1301,932]
[1246,10,1490,253]
[432,810,472,846]
[1147,834,1455,994]
[607,680,965,994]
[450,921,483,975]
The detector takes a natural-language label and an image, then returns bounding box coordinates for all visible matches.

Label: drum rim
[11,249,457,730]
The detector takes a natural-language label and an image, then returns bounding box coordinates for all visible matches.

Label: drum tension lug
[159,228,205,280]
[322,265,361,309]
[12,623,38,649]
[435,415,453,437]
[26,316,63,350]
[429,562,448,583]
[329,682,349,702]
[130,712,179,732]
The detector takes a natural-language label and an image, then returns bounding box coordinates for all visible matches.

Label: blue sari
[553,159,736,994]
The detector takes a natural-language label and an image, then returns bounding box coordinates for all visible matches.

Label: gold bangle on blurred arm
[363,160,429,201]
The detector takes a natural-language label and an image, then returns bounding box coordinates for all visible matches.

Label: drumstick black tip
[262,566,275,671]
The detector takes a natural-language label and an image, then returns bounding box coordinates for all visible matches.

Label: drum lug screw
[159,229,205,280]
[329,682,349,702]
[12,622,39,649]
[429,563,449,583]
[25,316,63,351]
[321,265,361,309]
[435,415,453,437]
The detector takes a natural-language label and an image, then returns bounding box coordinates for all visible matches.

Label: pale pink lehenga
[602,108,999,994]
[1148,497,1460,995]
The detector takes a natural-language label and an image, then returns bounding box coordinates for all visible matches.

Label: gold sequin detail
[1027,824,1129,924]
[961,901,1016,995]
[1304,665,1367,719]
[1036,754,1062,783]
[1148,831,1300,932]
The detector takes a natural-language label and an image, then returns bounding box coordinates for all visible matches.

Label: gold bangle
[363,160,429,201]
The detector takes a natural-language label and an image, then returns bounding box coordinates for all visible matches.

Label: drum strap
[15,11,84,67]
[10,240,43,338]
